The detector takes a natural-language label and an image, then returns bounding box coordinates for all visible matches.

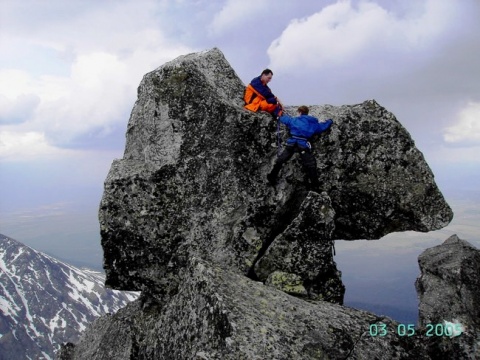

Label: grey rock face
[99,47,451,297]
[416,234,480,359]
[254,191,344,303]
[62,259,427,360]
[63,47,455,359]
[302,102,451,239]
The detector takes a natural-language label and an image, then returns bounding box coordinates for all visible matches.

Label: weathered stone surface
[60,48,457,359]
[61,259,427,360]
[255,191,344,303]
[416,234,480,359]
[58,305,138,360]
[99,47,452,297]
[302,102,452,240]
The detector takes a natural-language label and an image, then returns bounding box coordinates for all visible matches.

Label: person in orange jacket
[244,69,283,117]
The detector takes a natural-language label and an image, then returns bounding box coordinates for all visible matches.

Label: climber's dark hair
[297,106,309,115]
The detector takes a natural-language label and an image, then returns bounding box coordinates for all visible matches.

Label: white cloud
[0,54,133,146]
[36,52,132,142]
[0,131,75,161]
[0,1,193,157]
[0,69,33,97]
[209,0,270,35]
[443,102,480,146]
[267,0,462,72]
[0,93,40,125]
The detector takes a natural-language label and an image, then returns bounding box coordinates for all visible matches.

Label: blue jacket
[280,114,333,148]
[250,76,278,104]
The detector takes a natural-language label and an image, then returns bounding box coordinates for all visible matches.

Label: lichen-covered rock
[99,47,451,297]
[302,102,452,239]
[67,47,456,359]
[264,271,308,296]
[416,234,480,359]
[61,259,428,360]
[255,191,344,303]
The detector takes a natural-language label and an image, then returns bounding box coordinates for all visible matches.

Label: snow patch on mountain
[0,233,139,360]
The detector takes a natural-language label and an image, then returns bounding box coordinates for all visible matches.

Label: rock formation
[416,234,480,359]
[60,258,429,359]
[60,48,455,359]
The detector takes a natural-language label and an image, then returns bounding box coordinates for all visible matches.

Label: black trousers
[270,144,320,188]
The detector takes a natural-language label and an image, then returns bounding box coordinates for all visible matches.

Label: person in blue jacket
[267,105,333,191]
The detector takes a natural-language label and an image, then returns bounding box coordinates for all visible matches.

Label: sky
[1,0,480,319]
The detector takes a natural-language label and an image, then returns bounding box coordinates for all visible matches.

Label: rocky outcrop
[416,235,480,359]
[99,48,451,297]
[61,258,429,359]
[302,102,451,240]
[60,48,454,359]
[254,192,343,303]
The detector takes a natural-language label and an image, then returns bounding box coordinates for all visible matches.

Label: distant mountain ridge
[0,233,139,360]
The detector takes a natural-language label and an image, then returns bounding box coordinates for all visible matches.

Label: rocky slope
[416,234,480,359]
[60,48,456,359]
[0,234,138,360]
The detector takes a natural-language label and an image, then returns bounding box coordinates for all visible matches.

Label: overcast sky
[1,0,479,269]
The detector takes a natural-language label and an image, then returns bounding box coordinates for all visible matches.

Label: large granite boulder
[416,234,480,359]
[60,48,455,359]
[60,258,428,359]
[301,102,451,240]
[60,234,480,359]
[99,47,451,297]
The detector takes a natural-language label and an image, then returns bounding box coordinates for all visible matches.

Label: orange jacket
[244,84,264,112]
